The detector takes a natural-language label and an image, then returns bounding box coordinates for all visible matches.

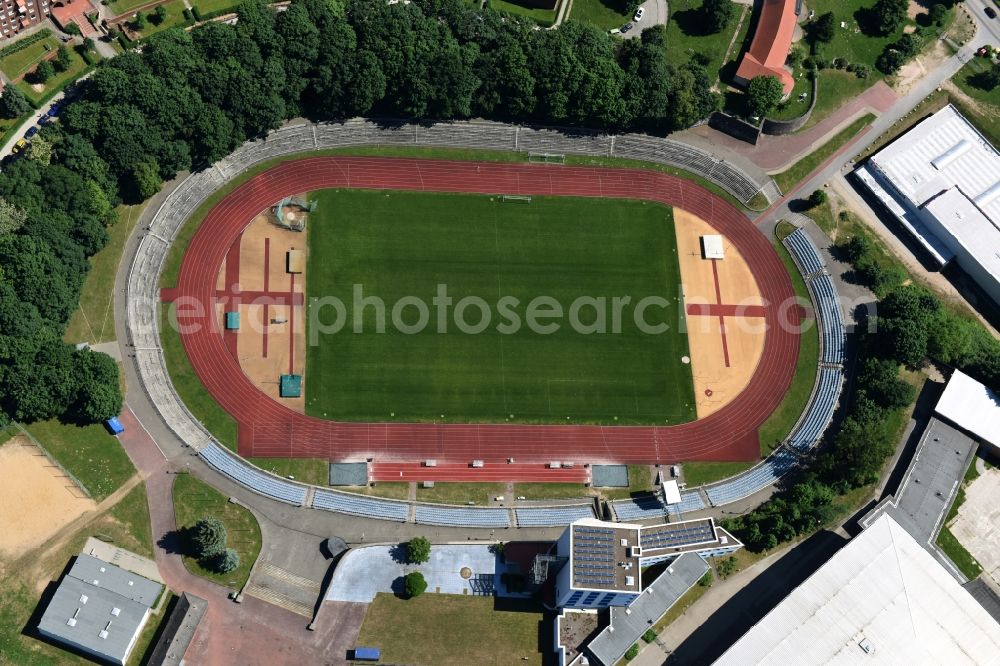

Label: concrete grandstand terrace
[164,157,800,468]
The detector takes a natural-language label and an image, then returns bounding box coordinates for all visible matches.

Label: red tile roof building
[734,0,798,95]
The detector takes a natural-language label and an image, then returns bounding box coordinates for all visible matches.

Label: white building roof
[715,514,1000,665]
[662,479,682,505]
[871,105,1000,220]
[935,369,1000,449]
[701,235,725,260]
[867,104,1000,291]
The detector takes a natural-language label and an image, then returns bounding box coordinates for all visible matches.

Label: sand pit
[0,436,95,560]
[215,205,308,413]
[674,209,766,418]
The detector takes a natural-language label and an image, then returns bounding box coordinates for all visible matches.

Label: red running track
[169,157,800,465]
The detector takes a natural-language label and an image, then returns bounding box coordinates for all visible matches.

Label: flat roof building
[855,105,1000,306]
[553,518,741,610]
[585,552,709,666]
[934,369,1000,452]
[37,554,163,666]
[715,514,1000,664]
[860,417,979,581]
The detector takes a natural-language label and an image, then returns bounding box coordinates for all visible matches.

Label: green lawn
[129,0,192,39]
[568,0,629,31]
[357,482,411,499]
[23,419,135,501]
[513,482,592,500]
[488,0,556,26]
[0,34,59,80]
[65,202,145,344]
[356,593,544,665]
[951,61,1000,146]
[666,0,746,83]
[107,0,156,16]
[16,47,95,106]
[172,472,262,589]
[756,230,820,455]
[161,308,239,449]
[683,460,755,487]
[416,482,507,505]
[306,190,695,425]
[192,0,240,14]
[246,457,329,486]
[772,113,875,193]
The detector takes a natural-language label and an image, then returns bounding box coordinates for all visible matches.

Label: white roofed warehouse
[715,515,1000,665]
[854,105,1000,307]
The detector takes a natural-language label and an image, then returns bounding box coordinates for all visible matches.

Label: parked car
[25,126,37,139]
[633,6,645,21]
[46,102,62,117]
[621,21,634,32]
[11,139,26,154]
[986,6,997,18]
[38,115,50,125]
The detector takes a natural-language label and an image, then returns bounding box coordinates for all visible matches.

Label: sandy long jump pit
[0,436,96,560]
[215,204,308,413]
[674,209,767,418]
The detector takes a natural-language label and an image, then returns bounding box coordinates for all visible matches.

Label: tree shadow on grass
[672,7,715,37]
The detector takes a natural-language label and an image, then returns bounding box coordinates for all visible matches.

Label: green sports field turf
[304,190,695,425]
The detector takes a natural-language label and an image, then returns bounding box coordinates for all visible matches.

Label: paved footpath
[117,407,364,666]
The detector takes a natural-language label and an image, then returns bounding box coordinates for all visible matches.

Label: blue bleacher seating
[515,505,595,527]
[200,442,307,506]
[611,491,704,521]
[785,229,825,275]
[704,448,799,506]
[414,505,510,528]
[312,488,409,521]
[788,367,842,452]
[811,274,846,365]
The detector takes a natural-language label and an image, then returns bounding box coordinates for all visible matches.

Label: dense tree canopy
[747,75,784,117]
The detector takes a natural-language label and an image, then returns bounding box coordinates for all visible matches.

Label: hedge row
[0,28,53,59]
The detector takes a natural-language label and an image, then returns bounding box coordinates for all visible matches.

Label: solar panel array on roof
[640,521,717,551]
[572,526,617,588]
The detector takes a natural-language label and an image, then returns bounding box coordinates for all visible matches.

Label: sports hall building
[855,105,1000,307]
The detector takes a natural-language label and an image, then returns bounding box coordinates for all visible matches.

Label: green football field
[304,190,695,425]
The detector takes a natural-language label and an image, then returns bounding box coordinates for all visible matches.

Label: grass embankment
[172,472,262,589]
[160,308,239,449]
[682,461,755,487]
[247,457,329,485]
[65,202,146,344]
[24,420,136,501]
[772,113,876,193]
[0,482,158,666]
[356,593,544,665]
[306,190,695,426]
[936,457,984,580]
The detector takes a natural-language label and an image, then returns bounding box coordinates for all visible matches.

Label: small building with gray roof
[37,554,163,665]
